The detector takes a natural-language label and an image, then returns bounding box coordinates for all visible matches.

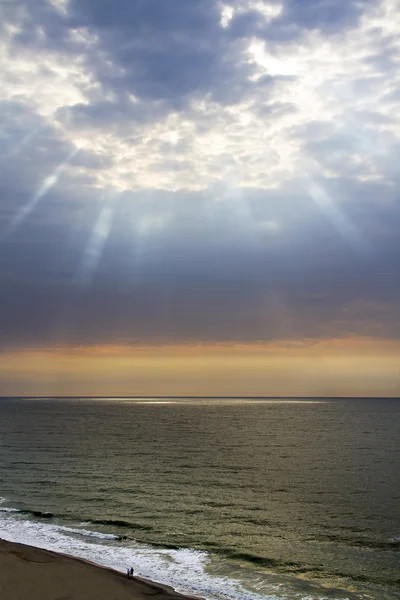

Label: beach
[0,539,201,600]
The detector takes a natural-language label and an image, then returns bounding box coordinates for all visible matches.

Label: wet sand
[0,538,203,600]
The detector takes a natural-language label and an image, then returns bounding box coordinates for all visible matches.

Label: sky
[0,0,400,397]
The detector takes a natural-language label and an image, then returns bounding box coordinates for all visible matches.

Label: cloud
[273,0,375,34]
[2,0,400,192]
[0,0,399,354]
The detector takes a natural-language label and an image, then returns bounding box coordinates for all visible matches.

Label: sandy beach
[0,539,202,600]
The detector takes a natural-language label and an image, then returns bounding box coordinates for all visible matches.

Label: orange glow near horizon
[1,337,399,397]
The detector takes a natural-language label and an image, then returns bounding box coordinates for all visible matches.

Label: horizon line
[1,395,399,400]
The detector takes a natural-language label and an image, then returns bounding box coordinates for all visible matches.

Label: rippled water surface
[0,397,399,600]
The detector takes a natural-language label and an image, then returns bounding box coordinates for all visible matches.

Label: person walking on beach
[130,567,134,577]
[127,568,130,578]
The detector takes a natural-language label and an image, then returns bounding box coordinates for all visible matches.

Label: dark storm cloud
[6,0,254,110]
[67,0,254,105]
[3,0,388,136]
[10,0,375,111]
[275,0,374,32]
[226,0,375,43]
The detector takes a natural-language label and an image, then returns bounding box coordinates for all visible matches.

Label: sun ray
[2,147,79,240]
[302,161,374,257]
[76,191,119,285]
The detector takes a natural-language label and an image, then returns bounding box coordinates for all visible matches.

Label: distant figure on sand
[127,568,130,578]
[130,567,134,577]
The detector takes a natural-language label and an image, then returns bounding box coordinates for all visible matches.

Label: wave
[0,501,154,535]
[3,498,399,555]
[216,550,307,571]
[0,502,159,544]
[23,510,55,519]
[223,550,399,589]
[1,499,398,597]
[90,518,153,532]
[0,512,281,600]
[1,505,397,598]
[319,532,400,551]
[56,525,120,541]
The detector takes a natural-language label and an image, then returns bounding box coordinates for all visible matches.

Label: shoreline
[0,538,205,600]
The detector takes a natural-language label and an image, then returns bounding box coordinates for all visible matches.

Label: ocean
[0,397,399,600]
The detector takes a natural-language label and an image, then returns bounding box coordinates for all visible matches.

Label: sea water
[0,397,399,600]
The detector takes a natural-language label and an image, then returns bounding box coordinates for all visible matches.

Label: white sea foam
[55,524,119,540]
[0,497,20,512]
[0,510,289,600]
